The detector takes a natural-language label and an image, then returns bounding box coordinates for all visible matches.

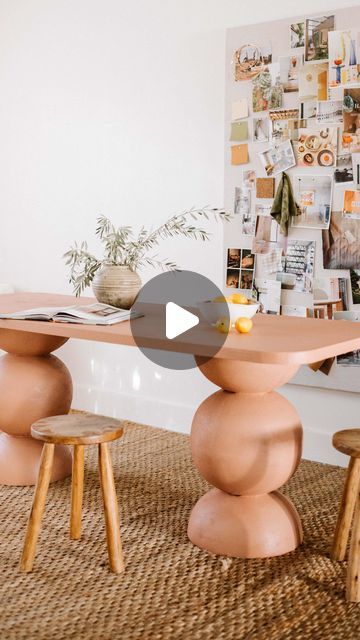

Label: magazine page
[54,303,130,321]
[0,306,63,320]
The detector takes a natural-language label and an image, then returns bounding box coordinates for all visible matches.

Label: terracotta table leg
[188,358,303,558]
[0,329,73,486]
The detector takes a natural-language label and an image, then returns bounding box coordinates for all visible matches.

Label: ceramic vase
[92,264,141,309]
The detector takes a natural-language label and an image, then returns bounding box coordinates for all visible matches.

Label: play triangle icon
[165,302,199,340]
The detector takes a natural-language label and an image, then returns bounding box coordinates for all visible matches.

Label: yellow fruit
[231,293,248,305]
[215,316,231,334]
[212,295,228,303]
[235,317,253,334]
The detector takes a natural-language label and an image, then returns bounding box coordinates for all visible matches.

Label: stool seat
[333,429,360,458]
[31,413,124,445]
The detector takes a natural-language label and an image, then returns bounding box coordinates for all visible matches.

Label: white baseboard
[72,384,348,467]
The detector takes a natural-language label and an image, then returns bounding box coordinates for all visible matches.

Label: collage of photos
[226,248,256,290]
[228,11,360,367]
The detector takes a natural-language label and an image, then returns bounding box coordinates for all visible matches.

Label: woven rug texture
[0,422,359,640]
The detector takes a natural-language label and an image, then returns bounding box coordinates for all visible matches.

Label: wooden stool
[20,413,125,574]
[331,429,360,602]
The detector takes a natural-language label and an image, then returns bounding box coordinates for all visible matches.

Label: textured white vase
[92,264,141,309]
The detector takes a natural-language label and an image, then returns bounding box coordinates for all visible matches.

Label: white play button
[165,302,199,340]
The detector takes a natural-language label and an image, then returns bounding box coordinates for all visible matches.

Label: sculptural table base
[0,329,73,486]
[188,358,303,558]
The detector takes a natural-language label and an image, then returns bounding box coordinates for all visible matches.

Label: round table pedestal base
[0,433,72,486]
[0,331,73,486]
[188,488,303,558]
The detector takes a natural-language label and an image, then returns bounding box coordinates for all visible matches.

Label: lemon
[215,316,231,334]
[212,295,228,303]
[231,293,248,305]
[235,317,253,334]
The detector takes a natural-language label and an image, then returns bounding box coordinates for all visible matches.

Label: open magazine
[0,303,142,325]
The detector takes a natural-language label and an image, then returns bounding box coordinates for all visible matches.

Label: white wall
[0,0,357,467]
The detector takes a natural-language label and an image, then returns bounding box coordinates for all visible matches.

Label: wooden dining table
[1,291,360,559]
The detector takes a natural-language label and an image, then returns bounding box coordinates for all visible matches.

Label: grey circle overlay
[130,270,230,370]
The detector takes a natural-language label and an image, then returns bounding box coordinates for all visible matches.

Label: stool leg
[20,443,55,572]
[347,493,360,602]
[98,442,124,574]
[70,445,85,540]
[331,457,360,561]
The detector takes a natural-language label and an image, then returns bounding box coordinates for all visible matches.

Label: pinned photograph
[339,130,360,154]
[353,152,360,187]
[342,89,360,151]
[253,117,270,142]
[259,140,296,177]
[255,279,281,314]
[300,99,316,120]
[292,175,333,229]
[296,127,338,167]
[234,43,272,81]
[334,153,353,183]
[343,189,360,218]
[234,186,251,215]
[322,211,360,269]
[252,63,283,113]
[269,108,300,142]
[240,270,255,290]
[313,277,340,302]
[241,213,257,236]
[226,269,240,288]
[277,240,316,294]
[255,203,272,216]
[227,248,241,268]
[337,349,360,367]
[299,63,328,101]
[316,100,343,124]
[328,30,360,87]
[281,305,308,317]
[240,249,255,270]
[351,268,360,304]
[242,169,256,188]
[291,22,305,49]
[252,215,279,254]
[279,56,301,92]
[256,248,283,277]
[305,15,335,62]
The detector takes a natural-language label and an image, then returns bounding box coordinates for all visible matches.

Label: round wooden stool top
[333,429,360,458]
[31,413,124,445]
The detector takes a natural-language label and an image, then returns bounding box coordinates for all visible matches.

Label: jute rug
[0,422,359,640]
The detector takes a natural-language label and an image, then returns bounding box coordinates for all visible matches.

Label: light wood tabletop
[1,292,360,365]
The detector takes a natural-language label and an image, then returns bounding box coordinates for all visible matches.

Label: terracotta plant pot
[92,264,141,309]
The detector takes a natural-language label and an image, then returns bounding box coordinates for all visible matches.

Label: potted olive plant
[64,208,231,309]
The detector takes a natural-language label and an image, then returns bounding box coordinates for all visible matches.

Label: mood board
[224,6,360,392]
